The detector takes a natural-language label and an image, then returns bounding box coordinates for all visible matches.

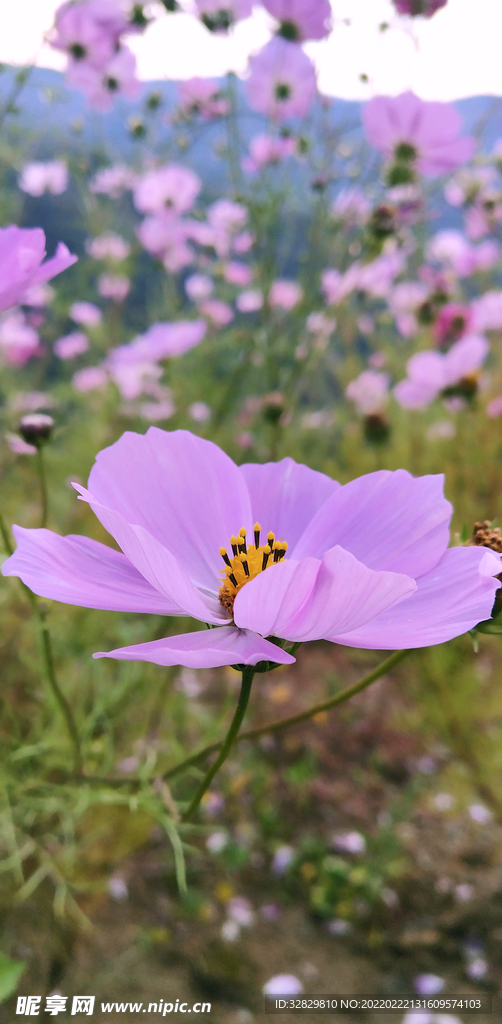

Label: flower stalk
[182,665,255,821]
[166,648,410,784]
[0,511,82,774]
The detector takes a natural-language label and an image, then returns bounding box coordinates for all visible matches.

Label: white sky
[1,0,501,101]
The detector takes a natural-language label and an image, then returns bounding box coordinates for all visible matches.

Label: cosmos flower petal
[86,428,252,589]
[73,484,226,624]
[234,546,416,641]
[292,470,452,577]
[2,527,179,614]
[330,547,501,650]
[93,625,296,668]
[239,458,339,550]
[31,241,77,285]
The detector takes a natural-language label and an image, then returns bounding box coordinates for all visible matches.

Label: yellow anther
[254,522,261,532]
[282,541,288,551]
[267,531,275,543]
[230,535,238,546]
[219,546,227,556]
[239,527,247,537]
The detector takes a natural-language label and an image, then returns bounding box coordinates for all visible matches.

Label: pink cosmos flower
[346,371,390,415]
[427,230,500,277]
[331,188,371,227]
[185,274,214,302]
[19,161,68,197]
[245,38,317,122]
[70,301,102,326]
[107,357,162,401]
[486,395,502,418]
[233,231,255,253]
[134,165,201,216]
[72,366,108,392]
[194,0,253,33]
[269,280,303,310]
[236,289,264,313]
[22,284,55,308]
[362,92,474,177]
[0,227,77,312]
[222,262,253,287]
[139,398,175,423]
[392,0,447,15]
[433,303,472,348]
[200,299,234,326]
[388,280,428,338]
[0,311,41,365]
[51,0,128,69]
[262,0,331,41]
[86,233,131,261]
[3,429,501,667]
[54,331,89,360]
[110,320,206,365]
[66,47,140,112]
[394,335,489,409]
[89,165,137,196]
[137,215,194,272]
[98,273,131,301]
[177,78,230,119]
[242,133,297,173]
[262,0,329,40]
[470,291,502,332]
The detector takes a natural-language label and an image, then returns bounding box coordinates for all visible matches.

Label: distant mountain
[2,65,501,260]
[3,65,501,160]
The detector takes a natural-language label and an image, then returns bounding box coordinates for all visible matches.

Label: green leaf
[164,818,187,897]
[0,953,25,1003]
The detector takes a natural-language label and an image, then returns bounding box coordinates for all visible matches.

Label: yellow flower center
[218,523,288,615]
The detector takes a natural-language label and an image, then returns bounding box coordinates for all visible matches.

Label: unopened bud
[19,413,54,447]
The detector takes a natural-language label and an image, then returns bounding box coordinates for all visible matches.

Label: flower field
[0,2,501,1020]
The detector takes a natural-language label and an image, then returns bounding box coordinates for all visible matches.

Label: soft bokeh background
[0,3,501,1022]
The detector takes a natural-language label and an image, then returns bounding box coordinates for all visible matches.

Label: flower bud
[19,413,54,447]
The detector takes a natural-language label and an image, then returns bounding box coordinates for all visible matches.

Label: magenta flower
[392,0,447,15]
[177,78,230,119]
[362,92,474,177]
[134,165,201,216]
[394,335,489,409]
[0,227,76,313]
[97,273,130,301]
[19,161,68,197]
[3,430,500,666]
[0,311,41,366]
[85,233,130,261]
[89,165,137,196]
[268,280,303,310]
[242,133,297,173]
[262,0,332,41]
[66,46,140,112]
[110,320,207,364]
[54,331,89,360]
[346,371,390,415]
[51,0,128,69]
[194,0,252,32]
[245,38,317,122]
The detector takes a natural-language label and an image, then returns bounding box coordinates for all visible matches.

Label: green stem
[1,512,82,774]
[166,649,410,783]
[182,666,255,822]
[0,510,13,555]
[36,447,48,528]
[37,606,83,775]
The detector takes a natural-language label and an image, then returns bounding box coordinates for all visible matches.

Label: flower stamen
[218,525,289,613]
